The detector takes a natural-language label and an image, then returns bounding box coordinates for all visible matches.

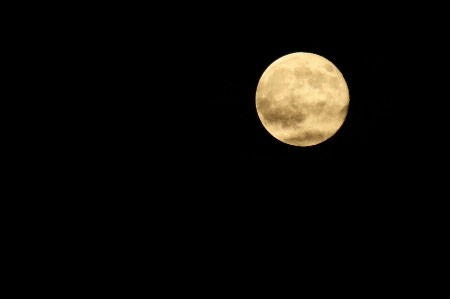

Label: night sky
[171,17,404,197]
[117,5,445,221]
[81,5,448,280]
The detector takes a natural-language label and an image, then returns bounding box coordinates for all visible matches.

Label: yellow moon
[256,52,349,146]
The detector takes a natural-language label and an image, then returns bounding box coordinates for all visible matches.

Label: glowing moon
[256,52,349,146]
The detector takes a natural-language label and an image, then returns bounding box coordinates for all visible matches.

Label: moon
[256,52,349,146]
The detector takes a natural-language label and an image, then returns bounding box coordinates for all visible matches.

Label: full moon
[256,52,349,146]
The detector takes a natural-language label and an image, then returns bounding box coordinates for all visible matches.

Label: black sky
[113,4,447,218]
[74,5,450,271]
[164,16,403,187]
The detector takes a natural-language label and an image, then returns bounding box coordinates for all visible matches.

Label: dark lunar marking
[304,131,326,141]
[308,72,327,89]
[339,104,349,116]
[281,120,290,129]
[287,94,300,109]
[262,105,307,125]
[284,131,325,144]
[290,110,308,122]
[329,77,340,89]
[262,107,285,123]
[324,64,334,72]
[310,101,326,115]
[257,96,271,111]
[294,67,313,80]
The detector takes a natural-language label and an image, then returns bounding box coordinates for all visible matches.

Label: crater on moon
[255,52,349,147]
[324,64,334,72]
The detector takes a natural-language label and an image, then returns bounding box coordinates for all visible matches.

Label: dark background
[74,4,447,229]
[3,4,446,292]
[97,6,448,280]
[94,6,445,206]
[20,4,446,286]
[118,6,441,202]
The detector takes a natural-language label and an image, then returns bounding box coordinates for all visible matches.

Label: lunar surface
[256,52,349,146]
